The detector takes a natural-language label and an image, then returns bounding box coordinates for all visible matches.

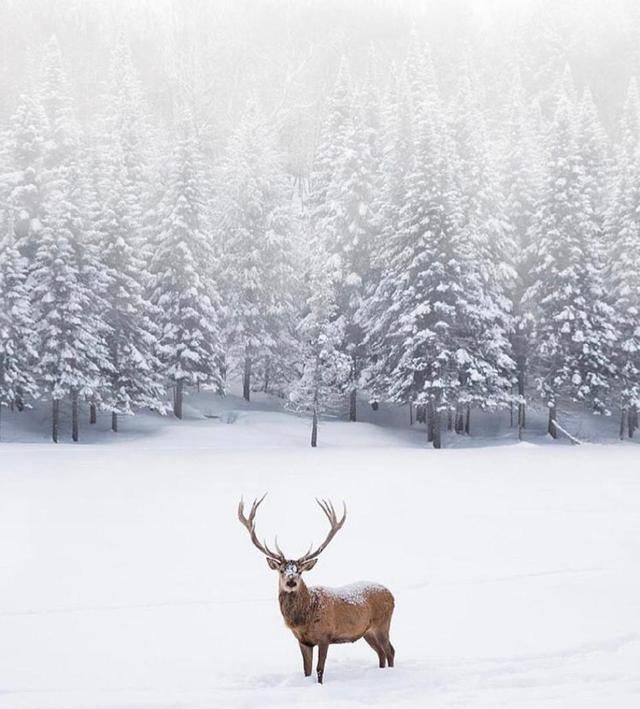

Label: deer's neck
[279,580,315,629]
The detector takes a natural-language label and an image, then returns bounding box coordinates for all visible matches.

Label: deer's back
[310,582,394,644]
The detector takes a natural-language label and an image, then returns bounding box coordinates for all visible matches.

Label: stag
[237,495,395,683]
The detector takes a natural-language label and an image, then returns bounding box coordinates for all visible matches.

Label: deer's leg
[299,642,313,677]
[364,632,386,668]
[316,643,328,684]
[380,634,395,668]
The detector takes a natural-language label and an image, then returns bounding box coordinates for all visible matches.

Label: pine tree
[619,77,640,162]
[426,59,515,431]
[309,60,379,421]
[605,148,640,438]
[150,113,225,418]
[92,141,166,431]
[365,78,511,447]
[219,98,298,402]
[288,246,351,447]
[525,91,617,435]
[85,41,165,431]
[0,220,38,435]
[4,93,48,263]
[31,36,110,442]
[503,69,544,430]
[30,181,110,443]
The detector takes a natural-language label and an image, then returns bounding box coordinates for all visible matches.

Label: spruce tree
[0,221,38,435]
[503,70,544,430]
[31,36,110,441]
[309,60,379,421]
[525,91,617,435]
[605,148,640,437]
[93,141,166,431]
[86,41,165,430]
[4,93,48,263]
[288,246,350,447]
[219,99,298,402]
[150,113,225,418]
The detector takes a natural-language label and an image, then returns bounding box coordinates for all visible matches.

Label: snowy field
[1,397,640,709]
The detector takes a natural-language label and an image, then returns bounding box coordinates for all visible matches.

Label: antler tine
[275,536,286,559]
[237,494,286,561]
[298,498,347,563]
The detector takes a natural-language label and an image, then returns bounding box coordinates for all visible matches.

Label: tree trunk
[548,404,557,439]
[427,400,434,442]
[349,387,357,422]
[447,409,453,431]
[432,409,441,449]
[90,403,97,424]
[311,407,318,447]
[517,352,526,429]
[263,360,270,393]
[112,411,118,433]
[71,391,79,442]
[455,405,464,434]
[620,409,627,440]
[629,406,637,439]
[174,379,183,419]
[409,401,413,426]
[243,355,251,402]
[465,405,470,435]
[52,399,59,443]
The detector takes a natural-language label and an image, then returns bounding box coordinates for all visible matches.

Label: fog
[1,0,640,446]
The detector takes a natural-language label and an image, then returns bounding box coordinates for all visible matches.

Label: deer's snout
[286,579,297,588]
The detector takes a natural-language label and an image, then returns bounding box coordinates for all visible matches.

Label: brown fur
[237,496,395,683]
[278,578,395,682]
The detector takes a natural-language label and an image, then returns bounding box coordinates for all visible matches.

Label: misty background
[1,0,640,446]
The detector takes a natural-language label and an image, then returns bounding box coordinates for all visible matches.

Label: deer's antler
[298,499,347,563]
[237,494,286,562]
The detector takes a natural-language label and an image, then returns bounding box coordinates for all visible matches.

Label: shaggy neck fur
[279,579,315,628]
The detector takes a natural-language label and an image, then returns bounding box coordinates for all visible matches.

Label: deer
[237,495,395,684]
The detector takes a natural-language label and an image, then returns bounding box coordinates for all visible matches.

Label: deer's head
[238,495,347,594]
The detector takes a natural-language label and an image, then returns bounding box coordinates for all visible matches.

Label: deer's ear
[300,558,318,572]
[266,558,281,570]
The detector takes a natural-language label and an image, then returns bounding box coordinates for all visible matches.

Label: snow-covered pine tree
[219,98,298,402]
[576,87,610,252]
[84,41,165,431]
[525,88,617,436]
[503,69,544,430]
[308,59,379,422]
[102,36,155,254]
[446,60,515,430]
[618,77,640,163]
[362,69,414,408]
[31,36,111,442]
[367,59,508,448]
[4,93,48,263]
[150,112,225,418]
[30,172,110,443]
[91,140,166,431]
[0,218,38,435]
[288,245,351,447]
[604,147,640,438]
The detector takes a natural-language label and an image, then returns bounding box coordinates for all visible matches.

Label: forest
[1,0,640,447]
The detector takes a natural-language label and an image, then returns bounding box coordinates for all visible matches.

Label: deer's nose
[286,579,297,588]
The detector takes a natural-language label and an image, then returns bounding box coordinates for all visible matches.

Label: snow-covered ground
[1,394,639,709]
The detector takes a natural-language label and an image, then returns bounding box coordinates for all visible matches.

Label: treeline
[1,36,639,447]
